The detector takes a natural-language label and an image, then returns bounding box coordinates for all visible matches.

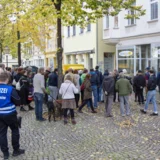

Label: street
[0,97,160,160]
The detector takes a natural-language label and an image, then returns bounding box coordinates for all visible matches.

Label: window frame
[150,0,158,20]
[72,25,76,36]
[67,26,70,37]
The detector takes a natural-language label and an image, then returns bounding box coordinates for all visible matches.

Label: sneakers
[140,109,147,114]
[106,115,113,117]
[12,149,25,157]
[3,152,9,160]
[91,110,97,113]
[150,113,158,116]
[38,118,46,122]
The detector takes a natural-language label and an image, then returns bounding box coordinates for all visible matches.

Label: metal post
[6,55,8,67]
[17,31,21,66]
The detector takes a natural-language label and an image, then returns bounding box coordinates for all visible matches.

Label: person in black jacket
[140,70,158,116]
[102,72,115,117]
[135,70,146,105]
[48,68,58,101]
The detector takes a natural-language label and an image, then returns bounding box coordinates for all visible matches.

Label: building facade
[63,19,116,72]
[103,0,160,75]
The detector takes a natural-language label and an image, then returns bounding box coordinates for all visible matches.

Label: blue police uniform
[0,84,20,157]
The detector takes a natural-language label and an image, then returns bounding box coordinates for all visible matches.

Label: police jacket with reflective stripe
[0,84,16,115]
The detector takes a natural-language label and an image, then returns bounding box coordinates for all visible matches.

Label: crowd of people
[0,63,159,159]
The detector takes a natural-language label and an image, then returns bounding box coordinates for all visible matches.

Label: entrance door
[104,53,114,71]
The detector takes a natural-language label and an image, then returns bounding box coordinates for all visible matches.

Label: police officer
[0,71,25,160]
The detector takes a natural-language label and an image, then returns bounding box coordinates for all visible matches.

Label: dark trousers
[75,94,80,108]
[79,98,94,111]
[81,90,84,102]
[137,89,144,103]
[0,112,20,154]
[113,91,119,102]
[64,109,74,119]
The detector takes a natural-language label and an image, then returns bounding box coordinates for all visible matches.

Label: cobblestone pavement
[0,97,160,160]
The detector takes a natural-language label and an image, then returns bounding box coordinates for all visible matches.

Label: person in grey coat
[102,72,115,117]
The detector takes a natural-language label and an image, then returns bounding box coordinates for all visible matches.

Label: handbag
[80,83,85,91]
[16,78,23,91]
[12,79,17,86]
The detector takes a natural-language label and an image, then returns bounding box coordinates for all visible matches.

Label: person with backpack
[78,74,97,114]
[95,66,103,102]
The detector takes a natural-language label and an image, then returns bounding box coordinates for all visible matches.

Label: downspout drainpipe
[96,19,98,66]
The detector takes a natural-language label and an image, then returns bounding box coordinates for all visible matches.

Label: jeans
[119,96,131,115]
[88,85,98,108]
[0,112,20,154]
[79,98,95,111]
[34,93,44,120]
[144,90,158,113]
[97,85,102,102]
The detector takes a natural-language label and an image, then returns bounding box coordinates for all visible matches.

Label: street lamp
[4,46,10,67]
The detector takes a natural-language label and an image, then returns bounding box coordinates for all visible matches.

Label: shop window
[118,49,134,58]
[67,26,70,37]
[150,0,158,20]
[73,25,76,36]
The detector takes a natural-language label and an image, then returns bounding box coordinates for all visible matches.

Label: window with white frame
[106,15,109,29]
[150,0,158,20]
[127,2,136,25]
[80,27,84,34]
[73,25,76,36]
[87,23,91,31]
[114,15,118,28]
[67,26,70,37]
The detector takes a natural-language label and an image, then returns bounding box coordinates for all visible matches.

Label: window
[73,25,76,36]
[128,10,136,25]
[150,0,158,20]
[67,26,70,37]
[127,2,136,26]
[80,27,84,34]
[114,15,118,28]
[87,23,91,31]
[106,15,109,29]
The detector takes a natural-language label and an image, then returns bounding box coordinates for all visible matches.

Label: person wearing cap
[115,72,132,116]
[140,70,158,116]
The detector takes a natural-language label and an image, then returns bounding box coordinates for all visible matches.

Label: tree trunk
[54,0,63,89]
[17,30,21,66]
[56,17,63,89]
[0,43,2,63]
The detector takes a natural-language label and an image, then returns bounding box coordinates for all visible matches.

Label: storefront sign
[119,51,133,57]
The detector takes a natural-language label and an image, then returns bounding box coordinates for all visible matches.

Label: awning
[65,49,95,55]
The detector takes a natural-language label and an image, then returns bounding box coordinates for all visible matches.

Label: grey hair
[38,67,44,73]
[0,63,5,69]
[119,72,125,78]
[65,74,72,81]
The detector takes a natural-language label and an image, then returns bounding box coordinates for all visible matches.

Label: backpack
[80,83,85,91]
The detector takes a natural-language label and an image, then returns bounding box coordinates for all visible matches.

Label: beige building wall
[97,18,116,72]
